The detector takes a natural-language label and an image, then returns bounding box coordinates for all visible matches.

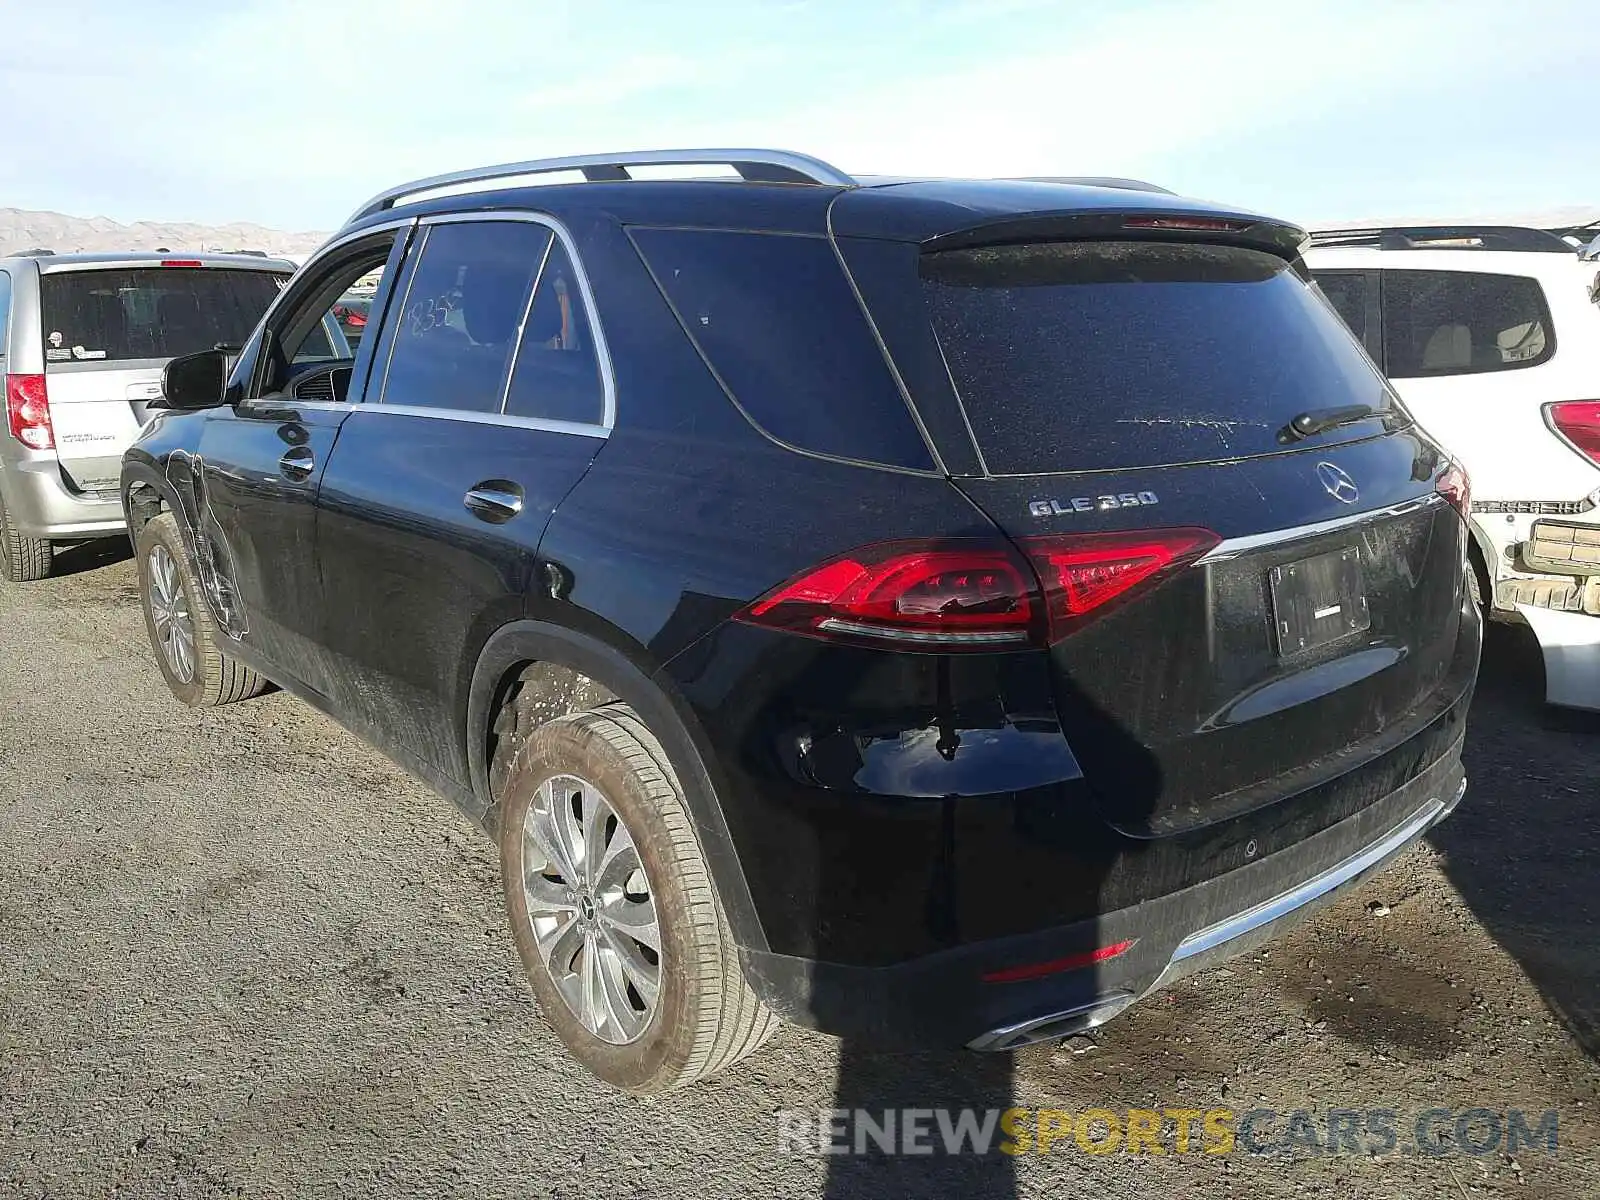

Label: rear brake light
[1436,461,1470,519]
[735,528,1219,651]
[159,259,204,268]
[1123,216,1250,233]
[1546,401,1600,466]
[5,374,53,450]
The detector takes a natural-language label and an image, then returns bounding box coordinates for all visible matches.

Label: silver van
[0,251,306,580]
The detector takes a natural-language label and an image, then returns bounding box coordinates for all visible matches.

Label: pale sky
[1,0,1594,232]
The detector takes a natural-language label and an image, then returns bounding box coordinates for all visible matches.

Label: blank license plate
[1270,546,1370,656]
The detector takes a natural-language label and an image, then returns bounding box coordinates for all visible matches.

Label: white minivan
[0,251,312,581]
[1308,225,1600,709]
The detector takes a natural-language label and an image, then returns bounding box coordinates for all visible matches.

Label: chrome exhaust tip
[967,991,1135,1052]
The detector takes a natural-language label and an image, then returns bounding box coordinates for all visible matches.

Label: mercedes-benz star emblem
[1316,461,1360,504]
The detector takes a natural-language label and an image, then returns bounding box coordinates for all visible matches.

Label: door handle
[279,445,316,481]
[464,480,525,524]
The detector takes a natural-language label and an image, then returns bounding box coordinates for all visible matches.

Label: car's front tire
[0,492,52,582]
[497,704,777,1093]
[135,513,265,707]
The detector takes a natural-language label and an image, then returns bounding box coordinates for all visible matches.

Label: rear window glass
[631,228,934,471]
[40,268,283,365]
[922,241,1394,474]
[1380,270,1553,378]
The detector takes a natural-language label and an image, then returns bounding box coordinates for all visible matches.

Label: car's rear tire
[135,513,266,707]
[0,492,52,582]
[497,704,777,1093]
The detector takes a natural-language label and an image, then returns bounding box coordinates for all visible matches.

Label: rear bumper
[0,457,127,538]
[741,736,1467,1048]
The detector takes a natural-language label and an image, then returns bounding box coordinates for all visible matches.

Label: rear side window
[1314,270,1378,357]
[923,241,1393,474]
[381,221,553,414]
[1380,270,1553,378]
[0,271,10,361]
[631,228,934,471]
[39,268,282,364]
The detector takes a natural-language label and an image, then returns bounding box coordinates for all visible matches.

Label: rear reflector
[982,940,1136,984]
[159,259,204,268]
[5,374,53,450]
[736,527,1218,651]
[1435,461,1470,520]
[1546,401,1600,466]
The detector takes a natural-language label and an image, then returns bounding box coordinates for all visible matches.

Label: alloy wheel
[148,544,197,684]
[520,773,662,1044]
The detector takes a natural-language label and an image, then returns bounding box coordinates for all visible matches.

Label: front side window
[381,221,553,414]
[1381,269,1554,378]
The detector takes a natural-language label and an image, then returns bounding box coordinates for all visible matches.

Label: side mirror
[158,348,229,410]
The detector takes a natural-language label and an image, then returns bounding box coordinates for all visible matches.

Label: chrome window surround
[368,211,615,439]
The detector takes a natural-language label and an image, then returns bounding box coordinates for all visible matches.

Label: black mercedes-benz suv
[122,149,1480,1093]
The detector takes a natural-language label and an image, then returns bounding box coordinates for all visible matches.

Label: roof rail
[1011,175,1176,195]
[15,247,55,256]
[346,148,857,225]
[1307,225,1574,253]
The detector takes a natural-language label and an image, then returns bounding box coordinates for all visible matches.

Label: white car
[1307,225,1600,710]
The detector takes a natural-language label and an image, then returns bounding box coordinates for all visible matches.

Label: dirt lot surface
[2,542,1596,1199]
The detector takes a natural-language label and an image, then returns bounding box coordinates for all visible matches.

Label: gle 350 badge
[1029,491,1159,518]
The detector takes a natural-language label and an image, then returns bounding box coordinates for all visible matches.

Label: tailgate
[44,361,163,490]
[891,232,1470,834]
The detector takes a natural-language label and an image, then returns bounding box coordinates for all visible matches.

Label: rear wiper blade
[1281,403,1378,441]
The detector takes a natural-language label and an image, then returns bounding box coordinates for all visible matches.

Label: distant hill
[0,206,329,262]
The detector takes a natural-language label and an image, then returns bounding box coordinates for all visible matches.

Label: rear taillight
[1436,461,1470,519]
[1546,401,1600,466]
[739,540,1039,649]
[1022,528,1220,635]
[735,527,1219,651]
[5,374,53,450]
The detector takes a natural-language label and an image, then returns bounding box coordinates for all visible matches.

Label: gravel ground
[2,541,1596,1199]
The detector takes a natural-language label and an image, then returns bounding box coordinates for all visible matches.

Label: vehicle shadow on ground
[1430,622,1600,1059]
[49,536,133,578]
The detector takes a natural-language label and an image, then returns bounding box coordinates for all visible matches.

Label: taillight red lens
[737,527,1219,651]
[159,259,204,268]
[5,374,53,450]
[740,540,1039,649]
[1019,528,1220,639]
[1436,461,1471,519]
[1546,401,1600,465]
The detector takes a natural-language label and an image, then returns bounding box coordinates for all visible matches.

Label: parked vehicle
[332,294,371,348]
[1307,225,1600,709]
[123,150,1480,1093]
[0,251,309,581]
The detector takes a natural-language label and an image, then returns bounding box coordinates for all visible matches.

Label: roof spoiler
[921,209,1307,260]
